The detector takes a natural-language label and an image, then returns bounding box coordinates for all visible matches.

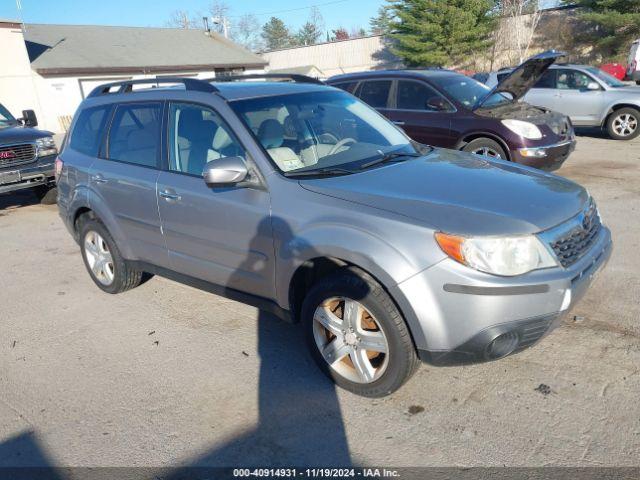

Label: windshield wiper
[359,152,421,170]
[283,167,355,178]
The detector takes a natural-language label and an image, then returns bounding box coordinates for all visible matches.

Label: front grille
[550,201,602,268]
[0,143,37,169]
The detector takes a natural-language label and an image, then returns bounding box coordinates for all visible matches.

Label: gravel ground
[0,133,638,468]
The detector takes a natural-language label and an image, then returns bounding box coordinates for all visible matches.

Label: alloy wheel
[84,231,115,286]
[471,146,502,158]
[613,113,638,137]
[313,297,389,384]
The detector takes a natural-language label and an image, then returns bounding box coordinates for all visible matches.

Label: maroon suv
[327,51,576,171]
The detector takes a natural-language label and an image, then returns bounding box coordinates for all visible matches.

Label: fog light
[485,332,519,360]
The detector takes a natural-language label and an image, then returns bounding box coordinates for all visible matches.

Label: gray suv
[57,76,612,397]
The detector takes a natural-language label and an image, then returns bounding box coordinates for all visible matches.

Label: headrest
[258,119,284,149]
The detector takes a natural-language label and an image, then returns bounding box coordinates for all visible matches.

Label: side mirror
[203,156,248,187]
[21,109,38,127]
[586,82,601,91]
[426,97,450,111]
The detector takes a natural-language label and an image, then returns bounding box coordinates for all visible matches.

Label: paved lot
[0,133,639,468]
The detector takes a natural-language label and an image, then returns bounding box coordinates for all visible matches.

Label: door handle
[393,120,406,126]
[159,190,181,202]
[91,174,108,184]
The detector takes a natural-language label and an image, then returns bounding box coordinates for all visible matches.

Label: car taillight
[54,157,64,182]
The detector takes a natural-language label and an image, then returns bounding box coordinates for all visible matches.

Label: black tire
[302,266,419,397]
[462,138,508,160]
[34,185,57,205]
[606,108,640,140]
[78,216,144,294]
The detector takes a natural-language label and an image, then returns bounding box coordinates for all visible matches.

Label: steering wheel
[329,137,356,155]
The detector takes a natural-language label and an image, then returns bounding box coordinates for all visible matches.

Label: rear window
[69,105,111,156]
[107,103,162,168]
[357,80,392,109]
[534,70,556,89]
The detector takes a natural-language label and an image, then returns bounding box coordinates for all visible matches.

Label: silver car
[56,76,612,397]
[488,63,640,140]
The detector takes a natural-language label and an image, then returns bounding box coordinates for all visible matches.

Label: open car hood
[475,50,565,110]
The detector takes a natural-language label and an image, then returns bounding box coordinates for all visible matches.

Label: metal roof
[22,24,267,75]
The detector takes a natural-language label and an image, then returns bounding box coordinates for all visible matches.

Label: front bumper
[512,138,576,171]
[392,225,612,366]
[0,155,56,194]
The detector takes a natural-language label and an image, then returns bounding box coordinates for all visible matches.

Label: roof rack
[207,73,324,85]
[87,77,219,98]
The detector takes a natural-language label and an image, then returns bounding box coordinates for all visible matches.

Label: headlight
[501,119,542,140]
[435,232,557,276]
[36,136,58,157]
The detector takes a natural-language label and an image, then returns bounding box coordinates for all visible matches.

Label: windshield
[0,103,16,128]
[429,74,512,109]
[585,67,626,88]
[230,90,421,175]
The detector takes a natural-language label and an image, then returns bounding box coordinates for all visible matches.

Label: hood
[475,102,573,137]
[0,125,52,144]
[477,50,565,109]
[299,149,588,236]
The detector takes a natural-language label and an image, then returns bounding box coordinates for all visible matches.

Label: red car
[601,63,626,81]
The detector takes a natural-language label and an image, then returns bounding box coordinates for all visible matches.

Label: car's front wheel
[302,267,419,397]
[606,108,640,140]
[462,138,507,160]
[79,217,145,294]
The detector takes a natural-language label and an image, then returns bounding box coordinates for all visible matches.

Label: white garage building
[0,19,266,133]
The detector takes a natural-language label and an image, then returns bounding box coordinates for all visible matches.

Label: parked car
[627,39,640,84]
[491,63,640,140]
[327,51,576,171]
[0,103,58,203]
[601,63,626,81]
[57,76,611,397]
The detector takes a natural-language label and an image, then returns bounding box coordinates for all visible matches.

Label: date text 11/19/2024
[233,468,401,478]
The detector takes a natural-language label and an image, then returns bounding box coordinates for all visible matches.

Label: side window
[69,105,110,156]
[396,80,453,111]
[331,82,358,94]
[357,80,392,109]
[533,70,556,89]
[169,103,246,176]
[556,69,593,90]
[107,103,161,167]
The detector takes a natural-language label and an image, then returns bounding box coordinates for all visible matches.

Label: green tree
[295,7,324,45]
[388,0,496,67]
[568,0,640,58]
[369,6,395,35]
[262,17,292,50]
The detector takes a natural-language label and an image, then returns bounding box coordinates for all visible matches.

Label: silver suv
[57,76,612,397]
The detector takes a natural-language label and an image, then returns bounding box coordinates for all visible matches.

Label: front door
[90,101,168,267]
[157,102,275,299]
[553,69,606,125]
[388,79,456,148]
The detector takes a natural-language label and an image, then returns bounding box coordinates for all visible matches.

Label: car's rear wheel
[34,185,57,205]
[79,217,144,294]
[606,108,640,140]
[462,138,507,160]
[302,267,419,397]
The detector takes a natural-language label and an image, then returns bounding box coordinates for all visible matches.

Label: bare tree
[495,0,543,66]
[207,0,231,35]
[166,10,197,29]
[231,14,264,52]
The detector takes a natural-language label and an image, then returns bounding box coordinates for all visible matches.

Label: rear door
[156,101,275,299]
[522,69,558,110]
[388,79,456,148]
[90,101,168,266]
[354,79,394,120]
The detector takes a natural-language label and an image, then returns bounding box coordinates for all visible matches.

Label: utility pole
[212,16,230,38]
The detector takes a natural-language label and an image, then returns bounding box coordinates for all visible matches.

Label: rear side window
[69,105,111,156]
[396,80,452,111]
[331,81,358,93]
[534,70,556,89]
[107,103,162,167]
[357,80,392,109]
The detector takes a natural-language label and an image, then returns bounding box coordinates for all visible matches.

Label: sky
[1,0,386,33]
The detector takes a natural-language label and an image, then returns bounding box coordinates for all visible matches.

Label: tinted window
[358,80,392,108]
[70,105,110,156]
[169,103,246,176]
[534,70,556,89]
[556,69,594,90]
[396,80,452,111]
[108,103,161,167]
[429,73,511,109]
[331,82,358,93]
